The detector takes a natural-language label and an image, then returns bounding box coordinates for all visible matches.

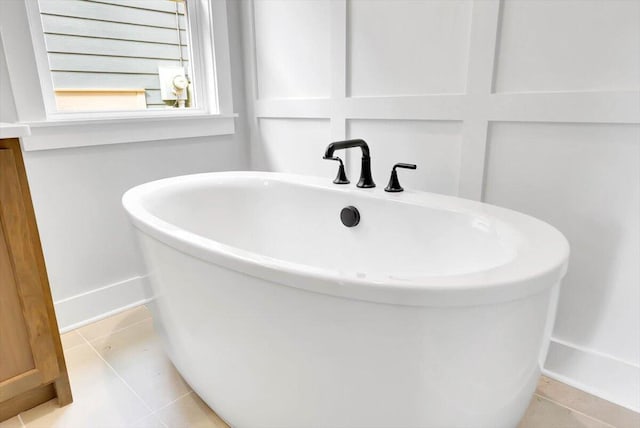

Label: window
[0,0,235,149]
[36,0,197,112]
[39,0,195,112]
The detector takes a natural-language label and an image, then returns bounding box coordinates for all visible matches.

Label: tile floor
[1,305,638,428]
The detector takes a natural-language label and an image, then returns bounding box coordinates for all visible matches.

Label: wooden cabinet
[0,138,71,421]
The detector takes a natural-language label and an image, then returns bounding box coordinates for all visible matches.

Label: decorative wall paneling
[241,0,640,411]
[245,0,639,191]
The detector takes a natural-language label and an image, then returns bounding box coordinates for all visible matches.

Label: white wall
[23,135,247,330]
[1,0,249,330]
[241,0,640,411]
[0,32,17,123]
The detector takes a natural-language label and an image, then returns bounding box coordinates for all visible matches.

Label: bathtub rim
[123,171,570,307]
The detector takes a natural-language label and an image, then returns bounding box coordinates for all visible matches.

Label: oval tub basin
[122,171,569,428]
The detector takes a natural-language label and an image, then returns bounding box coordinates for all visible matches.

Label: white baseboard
[544,337,640,412]
[54,275,151,333]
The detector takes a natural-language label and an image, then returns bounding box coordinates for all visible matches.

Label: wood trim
[53,374,72,406]
[4,138,73,407]
[0,383,56,421]
[0,211,35,382]
[0,371,43,402]
[0,138,72,418]
[0,148,59,383]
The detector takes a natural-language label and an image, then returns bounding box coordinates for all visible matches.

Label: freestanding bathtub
[122,171,569,428]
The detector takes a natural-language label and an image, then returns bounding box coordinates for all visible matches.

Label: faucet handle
[385,163,417,192]
[323,156,350,184]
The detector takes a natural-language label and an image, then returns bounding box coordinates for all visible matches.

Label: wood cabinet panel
[0,218,35,381]
[0,149,59,390]
[0,139,71,421]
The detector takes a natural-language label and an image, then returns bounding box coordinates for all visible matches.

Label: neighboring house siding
[39,0,190,108]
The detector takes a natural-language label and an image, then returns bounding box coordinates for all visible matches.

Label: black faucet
[323,155,350,184]
[385,163,416,192]
[323,139,375,188]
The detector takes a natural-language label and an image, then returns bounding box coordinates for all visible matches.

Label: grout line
[79,315,153,344]
[79,331,156,420]
[127,387,193,428]
[17,414,25,428]
[155,390,193,413]
[533,394,617,428]
[73,312,192,428]
[132,391,195,428]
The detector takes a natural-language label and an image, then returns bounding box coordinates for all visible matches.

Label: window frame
[1,0,235,151]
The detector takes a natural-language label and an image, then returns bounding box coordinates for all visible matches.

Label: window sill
[20,113,236,151]
[0,122,31,139]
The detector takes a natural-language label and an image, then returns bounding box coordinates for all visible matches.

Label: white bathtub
[122,171,569,428]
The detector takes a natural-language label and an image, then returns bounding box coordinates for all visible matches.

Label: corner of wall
[0,31,18,123]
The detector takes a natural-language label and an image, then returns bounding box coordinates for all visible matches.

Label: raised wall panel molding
[458,119,490,200]
[240,0,640,412]
[330,0,347,101]
[253,0,331,99]
[343,96,465,121]
[451,0,500,200]
[255,99,333,119]
[346,119,463,195]
[488,91,640,124]
[253,91,640,125]
[493,0,640,94]
[243,0,640,412]
[240,0,262,170]
[484,121,640,412]
[246,0,639,196]
[329,0,347,163]
[346,0,472,97]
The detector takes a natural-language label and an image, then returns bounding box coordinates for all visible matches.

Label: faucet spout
[323,139,375,188]
[324,139,371,159]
